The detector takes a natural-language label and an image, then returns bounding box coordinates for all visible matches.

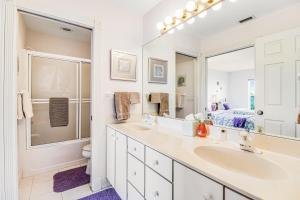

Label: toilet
[82,144,91,175]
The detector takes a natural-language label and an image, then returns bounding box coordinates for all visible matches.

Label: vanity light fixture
[156,0,237,34]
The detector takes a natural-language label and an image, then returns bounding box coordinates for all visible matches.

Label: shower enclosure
[25,50,91,147]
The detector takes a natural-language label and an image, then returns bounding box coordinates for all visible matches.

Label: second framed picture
[148,58,168,84]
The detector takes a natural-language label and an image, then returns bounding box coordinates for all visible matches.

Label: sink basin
[194,146,287,180]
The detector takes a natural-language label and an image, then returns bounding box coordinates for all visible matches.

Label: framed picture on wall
[110,50,137,81]
[177,75,186,87]
[148,58,168,84]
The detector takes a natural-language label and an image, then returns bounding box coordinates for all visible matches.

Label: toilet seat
[82,144,91,175]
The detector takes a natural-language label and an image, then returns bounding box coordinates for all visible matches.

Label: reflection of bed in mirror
[209,109,255,131]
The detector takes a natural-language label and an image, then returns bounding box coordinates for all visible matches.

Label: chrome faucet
[239,131,256,153]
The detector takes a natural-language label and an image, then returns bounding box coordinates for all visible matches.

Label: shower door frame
[24,50,92,149]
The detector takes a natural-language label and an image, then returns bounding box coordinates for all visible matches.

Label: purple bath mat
[79,188,121,200]
[53,166,90,192]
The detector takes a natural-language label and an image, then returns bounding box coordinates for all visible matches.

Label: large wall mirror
[142,0,300,140]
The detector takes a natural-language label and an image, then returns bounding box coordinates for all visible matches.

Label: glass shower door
[30,56,79,146]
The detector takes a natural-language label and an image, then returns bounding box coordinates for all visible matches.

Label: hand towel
[159,93,169,116]
[114,92,131,121]
[129,92,140,104]
[49,98,69,127]
[22,91,33,119]
[17,93,24,120]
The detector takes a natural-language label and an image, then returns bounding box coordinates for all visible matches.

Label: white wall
[228,69,255,109]
[26,30,91,59]
[16,0,143,190]
[207,69,229,107]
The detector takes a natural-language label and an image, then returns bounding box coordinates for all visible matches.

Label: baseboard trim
[22,158,87,177]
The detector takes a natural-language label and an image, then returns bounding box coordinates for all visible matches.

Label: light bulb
[165,16,173,25]
[212,2,222,11]
[175,9,185,19]
[229,0,237,2]
[177,24,184,30]
[198,11,207,18]
[168,29,175,34]
[186,1,196,12]
[187,17,195,24]
[201,0,209,3]
[156,22,165,30]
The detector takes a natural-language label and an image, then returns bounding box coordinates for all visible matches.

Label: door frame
[0,0,6,199]
[2,2,105,198]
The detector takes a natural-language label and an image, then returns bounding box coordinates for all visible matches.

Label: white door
[115,132,127,200]
[106,127,116,187]
[256,28,300,137]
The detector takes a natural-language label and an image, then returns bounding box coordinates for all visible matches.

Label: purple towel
[233,117,247,128]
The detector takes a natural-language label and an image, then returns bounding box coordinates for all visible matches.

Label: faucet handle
[240,131,249,141]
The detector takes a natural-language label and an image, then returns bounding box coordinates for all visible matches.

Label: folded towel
[159,93,169,116]
[149,93,161,103]
[114,92,131,121]
[130,92,140,104]
[17,93,24,120]
[22,91,33,119]
[49,98,69,127]
[149,93,169,116]
[233,117,247,128]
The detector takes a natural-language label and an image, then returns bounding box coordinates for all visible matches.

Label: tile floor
[19,164,95,200]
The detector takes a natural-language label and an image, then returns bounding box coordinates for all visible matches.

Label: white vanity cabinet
[174,161,223,200]
[106,125,254,200]
[106,127,127,200]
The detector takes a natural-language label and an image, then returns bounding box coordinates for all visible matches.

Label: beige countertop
[107,122,300,200]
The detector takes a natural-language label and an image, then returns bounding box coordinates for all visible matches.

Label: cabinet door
[225,188,250,200]
[106,127,116,187]
[174,162,223,200]
[115,132,127,200]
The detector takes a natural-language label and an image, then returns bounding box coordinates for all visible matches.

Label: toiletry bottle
[195,122,208,138]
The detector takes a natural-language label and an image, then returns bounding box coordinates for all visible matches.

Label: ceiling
[21,12,92,43]
[207,47,255,72]
[110,0,162,15]
[179,0,299,39]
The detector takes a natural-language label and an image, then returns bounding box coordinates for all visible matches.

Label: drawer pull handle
[133,171,137,176]
[153,160,159,166]
[203,194,213,200]
[153,191,159,198]
[133,147,137,151]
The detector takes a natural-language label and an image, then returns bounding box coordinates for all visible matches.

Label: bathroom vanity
[106,122,300,200]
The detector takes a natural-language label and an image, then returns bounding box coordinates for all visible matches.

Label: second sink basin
[194,146,287,180]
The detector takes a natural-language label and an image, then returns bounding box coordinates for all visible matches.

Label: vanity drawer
[128,138,145,162]
[145,147,172,181]
[225,188,250,200]
[128,182,144,200]
[145,167,172,200]
[128,154,145,195]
